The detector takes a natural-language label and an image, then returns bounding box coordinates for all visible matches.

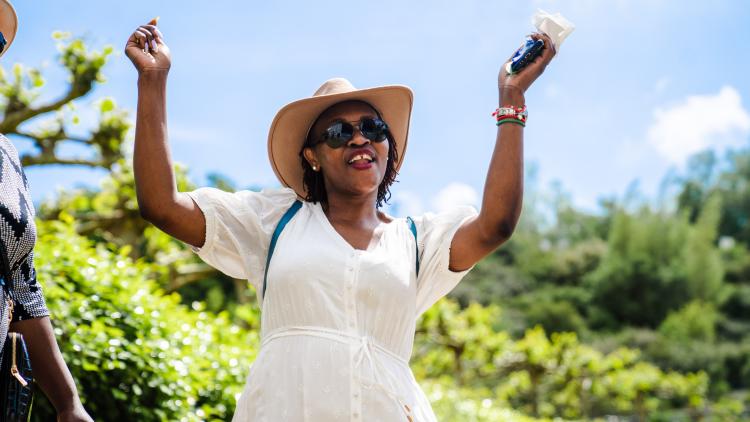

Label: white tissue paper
[532,9,575,49]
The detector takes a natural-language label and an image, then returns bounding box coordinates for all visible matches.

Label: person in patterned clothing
[0,2,92,420]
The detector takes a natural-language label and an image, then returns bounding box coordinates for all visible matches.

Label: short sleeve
[11,251,50,322]
[185,186,298,292]
[414,205,478,317]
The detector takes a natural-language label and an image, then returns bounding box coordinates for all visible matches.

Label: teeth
[348,154,373,164]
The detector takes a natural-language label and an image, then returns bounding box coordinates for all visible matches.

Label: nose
[347,129,371,147]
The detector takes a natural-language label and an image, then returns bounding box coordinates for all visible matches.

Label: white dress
[187,186,477,422]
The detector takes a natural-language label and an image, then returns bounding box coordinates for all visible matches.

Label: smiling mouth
[348,153,374,164]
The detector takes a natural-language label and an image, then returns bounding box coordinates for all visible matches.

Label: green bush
[413,300,723,420]
[659,301,719,343]
[32,214,260,421]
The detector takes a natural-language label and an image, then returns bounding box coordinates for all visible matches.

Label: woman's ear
[302,147,319,170]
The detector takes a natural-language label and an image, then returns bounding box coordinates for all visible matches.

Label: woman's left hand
[57,406,93,422]
[498,32,557,97]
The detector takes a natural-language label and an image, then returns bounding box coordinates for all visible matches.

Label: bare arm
[450,33,556,271]
[126,22,206,247]
[11,317,91,421]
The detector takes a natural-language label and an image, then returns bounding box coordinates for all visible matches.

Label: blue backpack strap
[406,216,419,277]
[262,200,302,300]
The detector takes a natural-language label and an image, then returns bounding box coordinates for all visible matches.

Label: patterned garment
[0,135,50,367]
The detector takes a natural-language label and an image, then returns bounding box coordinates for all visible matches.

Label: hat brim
[268,85,414,199]
[0,1,17,58]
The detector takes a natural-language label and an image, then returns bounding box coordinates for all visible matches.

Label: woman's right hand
[125,19,171,75]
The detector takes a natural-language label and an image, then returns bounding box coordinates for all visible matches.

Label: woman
[0,1,93,421]
[126,19,554,421]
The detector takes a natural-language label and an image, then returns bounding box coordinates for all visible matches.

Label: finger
[148,16,160,26]
[540,33,556,57]
[138,27,160,53]
[135,29,151,54]
[137,28,159,52]
[141,25,165,42]
[154,27,165,41]
[138,25,156,42]
[132,29,149,48]
[141,24,158,33]
[134,29,151,44]
[532,32,556,58]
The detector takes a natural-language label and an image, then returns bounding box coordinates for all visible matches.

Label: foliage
[1,33,127,169]
[412,300,729,420]
[584,199,725,329]
[677,149,750,248]
[31,215,260,421]
[659,301,719,343]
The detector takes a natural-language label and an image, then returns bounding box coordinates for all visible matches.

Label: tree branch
[0,85,87,134]
[21,154,106,168]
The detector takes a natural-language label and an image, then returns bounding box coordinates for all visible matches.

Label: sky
[5,0,750,217]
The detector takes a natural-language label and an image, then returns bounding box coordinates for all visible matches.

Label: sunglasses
[314,117,390,148]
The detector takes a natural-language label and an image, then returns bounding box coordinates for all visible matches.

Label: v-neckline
[313,203,393,253]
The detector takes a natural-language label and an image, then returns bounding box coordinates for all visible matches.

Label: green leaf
[100,97,115,113]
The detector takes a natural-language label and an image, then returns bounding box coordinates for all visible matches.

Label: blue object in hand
[507,37,545,74]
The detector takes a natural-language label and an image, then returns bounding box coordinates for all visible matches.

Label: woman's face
[304,101,390,201]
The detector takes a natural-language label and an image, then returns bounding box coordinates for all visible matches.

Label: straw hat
[268,78,413,199]
[0,0,17,58]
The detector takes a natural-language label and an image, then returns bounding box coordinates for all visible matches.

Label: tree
[1,33,250,308]
[1,32,125,169]
[677,148,750,248]
[584,203,720,328]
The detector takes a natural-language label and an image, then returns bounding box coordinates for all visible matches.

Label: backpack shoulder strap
[262,200,302,300]
[406,216,420,277]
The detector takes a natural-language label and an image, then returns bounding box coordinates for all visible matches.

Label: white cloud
[647,86,750,164]
[432,182,479,213]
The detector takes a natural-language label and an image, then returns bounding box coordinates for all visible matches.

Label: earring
[312,164,318,171]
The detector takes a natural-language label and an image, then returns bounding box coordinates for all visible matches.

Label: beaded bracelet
[497,116,526,127]
[492,105,527,127]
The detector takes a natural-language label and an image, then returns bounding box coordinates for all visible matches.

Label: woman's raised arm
[125,21,207,247]
[449,32,557,271]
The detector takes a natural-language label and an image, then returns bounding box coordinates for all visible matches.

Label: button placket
[347,252,362,420]
[345,252,359,331]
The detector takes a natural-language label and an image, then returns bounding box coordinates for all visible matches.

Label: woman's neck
[322,192,385,227]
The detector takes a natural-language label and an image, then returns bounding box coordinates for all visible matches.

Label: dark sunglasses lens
[360,118,388,142]
[324,121,353,148]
